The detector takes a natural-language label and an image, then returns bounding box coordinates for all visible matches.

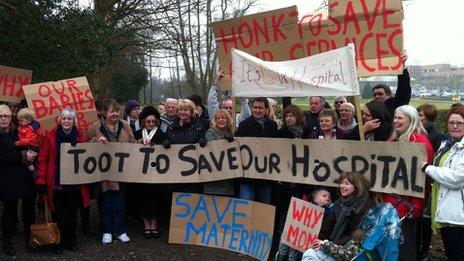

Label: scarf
[288,126,303,139]
[142,127,158,144]
[330,193,368,242]
[55,126,78,189]
[255,117,265,129]
[101,119,119,142]
[127,116,140,131]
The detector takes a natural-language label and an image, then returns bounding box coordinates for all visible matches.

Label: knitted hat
[125,100,140,115]
[139,106,160,123]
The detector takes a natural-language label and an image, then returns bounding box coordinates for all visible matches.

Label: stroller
[351,195,414,261]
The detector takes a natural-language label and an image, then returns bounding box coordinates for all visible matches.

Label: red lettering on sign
[343,1,361,35]
[31,99,47,119]
[327,1,342,35]
[389,28,403,70]
[360,0,382,31]
[252,18,270,45]
[238,22,253,48]
[271,14,287,41]
[38,84,51,97]
[382,0,399,29]
[84,89,96,110]
[309,13,323,36]
[219,28,238,53]
[255,50,274,61]
[376,33,389,70]
[290,43,303,59]
[359,32,375,72]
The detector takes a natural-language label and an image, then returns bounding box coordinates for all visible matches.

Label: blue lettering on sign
[175,193,191,218]
[185,221,206,244]
[191,194,211,222]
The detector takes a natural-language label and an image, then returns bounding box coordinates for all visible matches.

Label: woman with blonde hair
[383,105,434,261]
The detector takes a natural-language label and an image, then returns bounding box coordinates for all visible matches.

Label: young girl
[15,108,41,177]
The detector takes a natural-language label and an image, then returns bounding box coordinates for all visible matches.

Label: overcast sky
[259,0,464,66]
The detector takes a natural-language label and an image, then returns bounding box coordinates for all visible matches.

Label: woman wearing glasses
[423,105,464,260]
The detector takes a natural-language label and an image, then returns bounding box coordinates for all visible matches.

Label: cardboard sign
[22,77,97,133]
[211,6,303,90]
[231,44,360,97]
[281,198,324,253]
[0,65,32,103]
[212,0,404,89]
[169,193,275,261]
[60,138,427,198]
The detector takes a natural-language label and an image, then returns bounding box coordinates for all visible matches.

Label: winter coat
[278,126,311,139]
[304,111,320,134]
[425,138,464,226]
[423,121,445,152]
[383,133,434,218]
[134,127,166,145]
[0,127,35,201]
[165,117,206,144]
[384,69,411,117]
[87,119,136,191]
[235,116,279,138]
[160,114,177,132]
[17,121,41,147]
[37,126,91,211]
[205,127,227,141]
[307,127,346,140]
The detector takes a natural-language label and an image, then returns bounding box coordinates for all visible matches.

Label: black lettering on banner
[210,151,224,171]
[98,152,112,172]
[115,153,130,172]
[410,156,423,193]
[198,154,212,174]
[179,145,197,176]
[333,156,348,174]
[83,157,97,174]
[67,149,86,174]
[255,156,268,173]
[240,144,253,170]
[351,155,369,174]
[292,145,309,177]
[377,155,396,188]
[269,153,280,174]
[227,147,239,170]
[139,147,155,174]
[156,154,170,174]
[313,160,330,182]
[391,157,409,190]
[370,154,377,187]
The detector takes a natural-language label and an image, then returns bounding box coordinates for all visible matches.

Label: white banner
[231,44,360,97]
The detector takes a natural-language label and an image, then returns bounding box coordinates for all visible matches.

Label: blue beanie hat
[125,100,140,115]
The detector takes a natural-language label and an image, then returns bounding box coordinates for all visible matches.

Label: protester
[37,108,90,253]
[382,105,434,261]
[278,105,310,139]
[235,97,279,203]
[267,98,283,128]
[157,102,166,115]
[0,104,37,256]
[203,109,235,196]
[346,100,392,141]
[160,98,178,132]
[305,96,326,133]
[207,70,251,126]
[125,100,141,134]
[133,106,165,239]
[333,96,347,118]
[15,108,42,177]
[312,188,334,216]
[188,94,210,130]
[87,99,136,244]
[308,109,345,140]
[417,104,445,152]
[423,105,464,260]
[372,51,410,116]
[302,172,376,260]
[337,102,357,132]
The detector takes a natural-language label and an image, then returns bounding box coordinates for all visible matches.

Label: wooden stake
[354,95,365,141]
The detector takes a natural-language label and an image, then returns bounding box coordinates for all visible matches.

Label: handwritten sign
[169,193,275,261]
[60,138,427,198]
[281,198,324,253]
[231,44,359,97]
[212,0,404,89]
[22,77,97,133]
[0,65,32,103]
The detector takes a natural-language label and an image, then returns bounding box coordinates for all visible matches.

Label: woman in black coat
[164,99,206,145]
[134,106,166,239]
[346,100,392,141]
[0,104,37,256]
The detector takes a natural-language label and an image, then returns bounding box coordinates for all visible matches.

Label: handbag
[30,195,60,247]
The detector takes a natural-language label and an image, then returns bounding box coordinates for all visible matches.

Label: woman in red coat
[37,108,90,253]
[383,105,434,261]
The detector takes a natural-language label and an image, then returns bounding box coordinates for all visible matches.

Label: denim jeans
[101,189,126,236]
[239,183,272,204]
[277,242,300,261]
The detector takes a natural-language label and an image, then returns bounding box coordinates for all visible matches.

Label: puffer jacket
[425,138,464,226]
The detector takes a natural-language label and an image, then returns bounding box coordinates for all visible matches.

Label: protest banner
[231,44,359,97]
[169,193,275,261]
[281,198,324,253]
[22,77,97,133]
[0,65,32,103]
[212,0,404,89]
[211,6,303,90]
[297,0,404,77]
[60,138,426,198]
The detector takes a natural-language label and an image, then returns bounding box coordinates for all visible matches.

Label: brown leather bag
[30,196,60,247]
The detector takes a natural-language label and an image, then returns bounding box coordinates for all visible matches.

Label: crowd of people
[0,60,463,260]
